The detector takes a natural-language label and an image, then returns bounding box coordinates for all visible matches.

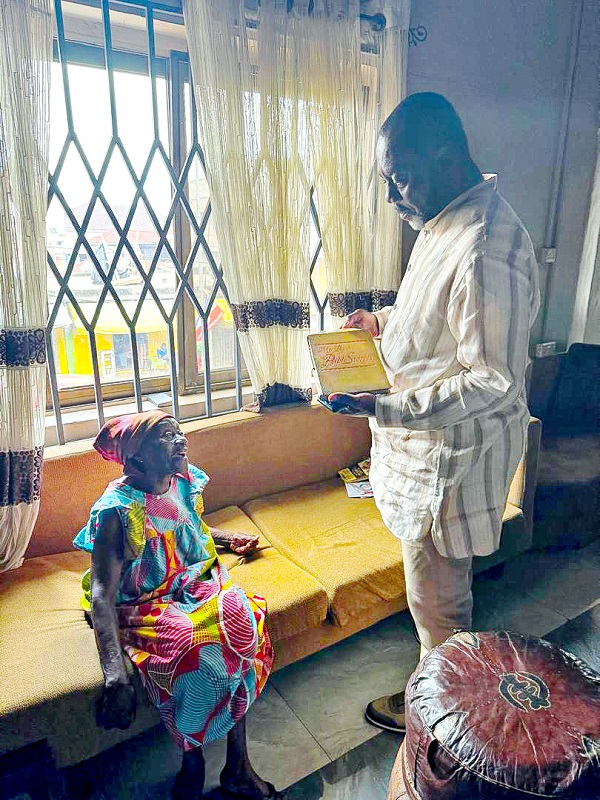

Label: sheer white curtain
[184,0,410,405]
[317,0,411,319]
[184,0,315,407]
[0,0,52,571]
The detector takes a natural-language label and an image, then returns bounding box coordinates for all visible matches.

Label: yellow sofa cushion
[0,551,160,766]
[502,501,523,525]
[0,508,327,764]
[203,506,329,642]
[243,478,407,628]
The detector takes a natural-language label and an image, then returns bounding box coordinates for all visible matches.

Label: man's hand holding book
[326,391,376,416]
[307,308,387,417]
[341,309,380,338]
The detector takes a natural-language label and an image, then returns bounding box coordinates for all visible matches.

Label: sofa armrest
[507,417,541,541]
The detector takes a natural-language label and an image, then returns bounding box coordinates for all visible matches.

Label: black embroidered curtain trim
[0,447,44,505]
[256,382,312,408]
[371,289,398,310]
[0,328,46,367]
[328,290,398,317]
[232,300,310,333]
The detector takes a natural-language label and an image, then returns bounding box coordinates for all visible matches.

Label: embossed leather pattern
[388,631,600,799]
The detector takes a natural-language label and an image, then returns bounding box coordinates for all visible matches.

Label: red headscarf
[93,410,173,466]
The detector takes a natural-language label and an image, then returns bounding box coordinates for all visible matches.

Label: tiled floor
[71,539,600,799]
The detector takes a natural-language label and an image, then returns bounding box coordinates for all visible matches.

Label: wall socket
[534,341,557,358]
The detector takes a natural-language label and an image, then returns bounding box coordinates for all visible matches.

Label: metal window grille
[46,0,328,445]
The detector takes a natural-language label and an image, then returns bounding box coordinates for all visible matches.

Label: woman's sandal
[220,780,285,799]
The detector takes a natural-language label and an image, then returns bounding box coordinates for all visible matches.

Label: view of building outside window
[46,34,331,414]
[47,58,237,394]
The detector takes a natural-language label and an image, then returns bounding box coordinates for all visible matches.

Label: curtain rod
[62,0,387,33]
[247,5,387,31]
[65,1,388,32]
[360,12,386,31]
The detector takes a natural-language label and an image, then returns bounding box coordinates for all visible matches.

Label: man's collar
[423,174,497,233]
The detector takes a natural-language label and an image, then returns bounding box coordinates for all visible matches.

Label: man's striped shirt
[370,176,540,558]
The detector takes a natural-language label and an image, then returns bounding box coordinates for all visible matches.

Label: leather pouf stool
[388,631,600,799]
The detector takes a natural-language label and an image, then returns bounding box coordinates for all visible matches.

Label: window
[46,0,328,444]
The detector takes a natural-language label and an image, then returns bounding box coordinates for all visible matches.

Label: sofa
[0,403,540,772]
[529,343,600,549]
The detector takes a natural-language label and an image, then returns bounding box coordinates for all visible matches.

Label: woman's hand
[228,533,260,555]
[97,678,136,730]
[341,309,379,337]
[210,528,260,555]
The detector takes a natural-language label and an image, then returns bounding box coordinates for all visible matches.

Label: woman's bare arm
[91,508,136,729]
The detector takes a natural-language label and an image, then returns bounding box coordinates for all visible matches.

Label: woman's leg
[220,716,271,796]
[172,747,205,800]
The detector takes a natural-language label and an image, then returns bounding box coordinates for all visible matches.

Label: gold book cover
[307,329,391,396]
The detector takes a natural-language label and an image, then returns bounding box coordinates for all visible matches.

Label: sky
[48,61,176,232]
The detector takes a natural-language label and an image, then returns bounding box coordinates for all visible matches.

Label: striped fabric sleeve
[373,306,394,336]
[375,238,535,431]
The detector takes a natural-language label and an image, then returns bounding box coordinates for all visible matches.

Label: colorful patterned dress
[73,465,273,750]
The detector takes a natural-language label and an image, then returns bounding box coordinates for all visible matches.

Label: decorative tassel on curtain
[184,0,315,408]
[0,0,52,571]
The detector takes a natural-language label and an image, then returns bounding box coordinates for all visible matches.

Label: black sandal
[220,780,284,799]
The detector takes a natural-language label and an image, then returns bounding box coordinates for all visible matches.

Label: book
[307,329,390,399]
[357,458,371,476]
[338,464,368,483]
[338,458,371,484]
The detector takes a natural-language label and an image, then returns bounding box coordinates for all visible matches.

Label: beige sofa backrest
[28,404,372,559]
[28,405,540,561]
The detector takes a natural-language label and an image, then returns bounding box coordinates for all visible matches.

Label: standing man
[329,92,540,732]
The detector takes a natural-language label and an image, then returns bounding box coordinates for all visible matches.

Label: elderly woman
[74,410,281,800]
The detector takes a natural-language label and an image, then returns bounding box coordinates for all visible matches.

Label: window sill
[44,385,255,448]
[43,394,338,461]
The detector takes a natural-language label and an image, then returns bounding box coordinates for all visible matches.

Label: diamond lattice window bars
[46,0,327,445]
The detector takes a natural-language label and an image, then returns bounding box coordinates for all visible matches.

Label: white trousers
[401,533,473,657]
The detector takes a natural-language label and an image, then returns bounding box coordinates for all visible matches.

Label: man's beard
[405,214,425,231]
[394,203,425,231]
[396,207,425,231]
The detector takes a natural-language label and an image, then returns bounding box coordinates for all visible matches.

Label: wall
[406,0,599,348]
